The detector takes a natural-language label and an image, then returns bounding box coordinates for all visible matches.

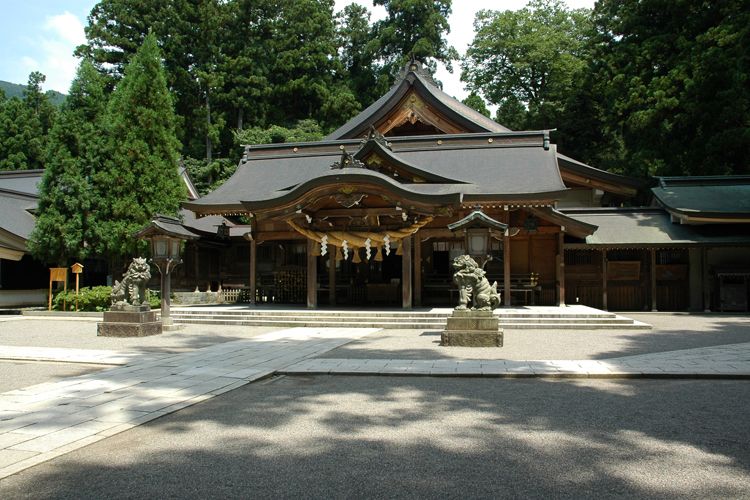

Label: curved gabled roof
[241,169,463,212]
[184,136,568,215]
[325,60,509,140]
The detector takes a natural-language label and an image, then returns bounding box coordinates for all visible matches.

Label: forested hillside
[0,80,66,106]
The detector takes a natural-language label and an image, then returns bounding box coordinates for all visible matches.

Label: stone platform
[441,310,503,347]
[97,305,162,337]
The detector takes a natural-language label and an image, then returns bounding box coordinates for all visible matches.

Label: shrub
[52,286,162,312]
[52,286,113,312]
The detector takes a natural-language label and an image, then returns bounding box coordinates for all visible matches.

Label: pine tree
[95,33,185,259]
[28,60,109,265]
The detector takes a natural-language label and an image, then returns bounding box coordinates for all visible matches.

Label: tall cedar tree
[590,0,750,176]
[0,72,56,170]
[336,3,388,107]
[95,33,185,259]
[371,0,458,79]
[77,0,358,161]
[265,0,359,128]
[28,60,108,265]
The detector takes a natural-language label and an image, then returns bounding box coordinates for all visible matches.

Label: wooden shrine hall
[166,60,750,312]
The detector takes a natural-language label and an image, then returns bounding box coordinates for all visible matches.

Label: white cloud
[21,56,40,72]
[19,11,86,93]
[45,12,86,46]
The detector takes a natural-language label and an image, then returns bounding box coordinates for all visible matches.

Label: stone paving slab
[280,342,750,379]
[0,345,148,365]
[0,327,378,480]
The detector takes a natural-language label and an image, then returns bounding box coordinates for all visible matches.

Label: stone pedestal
[97,305,162,337]
[441,309,503,347]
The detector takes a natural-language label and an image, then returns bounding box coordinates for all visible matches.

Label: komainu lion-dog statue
[111,257,151,308]
[452,255,501,311]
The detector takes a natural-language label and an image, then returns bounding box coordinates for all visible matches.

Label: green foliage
[233,119,324,146]
[0,72,57,170]
[462,0,591,131]
[586,0,750,176]
[28,59,109,265]
[183,157,238,196]
[51,286,160,311]
[461,92,491,118]
[371,0,458,77]
[335,3,389,107]
[78,0,359,160]
[95,33,185,258]
[52,286,112,311]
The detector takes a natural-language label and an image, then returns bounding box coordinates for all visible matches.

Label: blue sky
[1,0,593,99]
[0,1,97,93]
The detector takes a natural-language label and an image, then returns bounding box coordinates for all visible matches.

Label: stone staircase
[170,305,650,330]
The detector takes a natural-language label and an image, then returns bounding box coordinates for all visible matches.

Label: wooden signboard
[71,263,84,311]
[607,261,641,281]
[655,264,688,281]
[48,267,68,311]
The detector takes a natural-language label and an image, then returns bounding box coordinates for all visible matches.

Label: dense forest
[0,0,747,265]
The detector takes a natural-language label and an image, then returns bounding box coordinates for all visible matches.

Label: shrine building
[171,60,750,312]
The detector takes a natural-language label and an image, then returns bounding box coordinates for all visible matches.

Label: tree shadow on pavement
[2,375,749,499]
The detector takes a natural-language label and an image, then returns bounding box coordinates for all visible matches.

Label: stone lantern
[136,215,199,331]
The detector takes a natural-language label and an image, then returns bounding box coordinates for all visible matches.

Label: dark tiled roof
[185,135,568,214]
[135,214,200,240]
[0,169,43,197]
[563,208,750,246]
[0,190,37,248]
[556,153,644,189]
[325,63,509,140]
[652,176,750,218]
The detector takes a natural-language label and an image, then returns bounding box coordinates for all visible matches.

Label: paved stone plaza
[0,313,748,495]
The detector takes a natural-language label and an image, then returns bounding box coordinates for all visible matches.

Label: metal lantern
[447,208,508,269]
[136,215,198,331]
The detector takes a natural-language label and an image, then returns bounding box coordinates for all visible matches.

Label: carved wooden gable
[375,91,466,137]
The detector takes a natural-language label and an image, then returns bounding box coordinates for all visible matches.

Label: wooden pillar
[557,232,565,306]
[414,235,422,307]
[328,246,336,306]
[650,248,658,311]
[249,239,257,305]
[702,247,711,312]
[193,245,200,286]
[306,239,317,308]
[503,233,511,306]
[401,236,412,309]
[601,249,608,310]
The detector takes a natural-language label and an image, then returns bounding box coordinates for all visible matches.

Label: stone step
[501,322,651,330]
[171,310,621,320]
[170,312,633,325]
[172,317,447,329]
[172,315,649,330]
